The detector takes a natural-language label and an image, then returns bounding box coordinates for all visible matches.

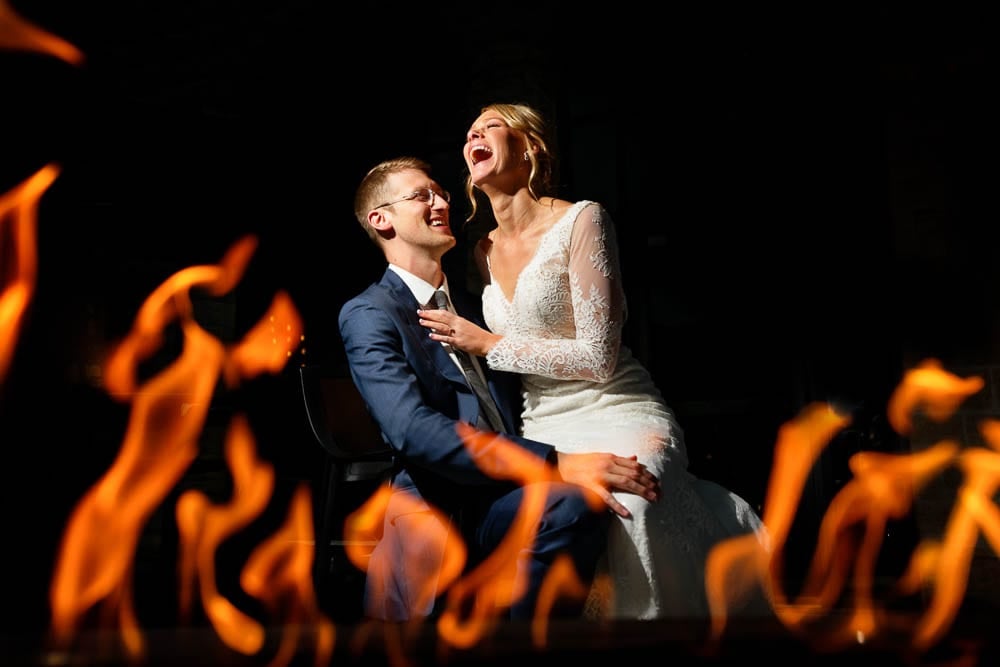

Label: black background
[2,0,997,648]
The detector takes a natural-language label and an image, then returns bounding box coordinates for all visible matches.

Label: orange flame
[341,483,467,667]
[241,485,336,667]
[0,165,58,382]
[787,442,958,642]
[902,419,1000,650]
[47,236,310,665]
[707,360,996,659]
[706,402,850,638]
[175,414,274,655]
[434,425,563,648]
[34,226,998,667]
[49,316,224,658]
[887,358,984,435]
[345,484,467,627]
[532,553,588,647]
[343,424,592,653]
[0,0,84,64]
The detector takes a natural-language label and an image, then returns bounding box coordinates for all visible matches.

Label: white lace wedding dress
[481,200,769,619]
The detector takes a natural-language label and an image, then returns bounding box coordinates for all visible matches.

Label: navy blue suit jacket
[337,268,556,520]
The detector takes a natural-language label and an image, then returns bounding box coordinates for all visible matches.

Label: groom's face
[379,169,456,260]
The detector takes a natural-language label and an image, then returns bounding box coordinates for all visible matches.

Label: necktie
[432,289,507,433]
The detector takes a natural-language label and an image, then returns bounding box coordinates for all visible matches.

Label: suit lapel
[374,270,513,432]
[377,271,465,384]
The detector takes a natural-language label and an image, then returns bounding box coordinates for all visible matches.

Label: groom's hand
[554,452,660,518]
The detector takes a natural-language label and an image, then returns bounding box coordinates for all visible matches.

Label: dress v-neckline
[487,201,589,305]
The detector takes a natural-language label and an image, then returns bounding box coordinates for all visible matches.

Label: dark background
[2,0,997,647]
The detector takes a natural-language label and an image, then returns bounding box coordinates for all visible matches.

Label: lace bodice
[483,201,626,382]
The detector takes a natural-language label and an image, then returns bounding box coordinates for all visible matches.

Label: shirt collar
[388,264,450,307]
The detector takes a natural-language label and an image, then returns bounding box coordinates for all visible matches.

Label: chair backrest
[299,364,393,463]
[299,363,392,620]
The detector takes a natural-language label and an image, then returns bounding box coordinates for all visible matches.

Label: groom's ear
[368,208,391,231]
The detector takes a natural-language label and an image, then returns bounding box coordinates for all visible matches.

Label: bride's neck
[493,194,553,236]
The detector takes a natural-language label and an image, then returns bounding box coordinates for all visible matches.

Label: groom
[338,156,660,622]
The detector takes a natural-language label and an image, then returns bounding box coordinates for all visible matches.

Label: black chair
[298,363,395,622]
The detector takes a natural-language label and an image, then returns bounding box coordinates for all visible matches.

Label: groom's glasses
[374,187,450,210]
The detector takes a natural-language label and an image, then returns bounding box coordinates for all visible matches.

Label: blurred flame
[102,235,259,398]
[887,358,984,435]
[176,415,273,655]
[27,220,1000,667]
[707,360,997,659]
[533,554,588,648]
[901,419,1000,650]
[706,402,850,639]
[47,236,313,665]
[788,442,958,643]
[436,424,591,649]
[0,0,84,64]
[0,165,58,382]
[241,485,335,667]
[49,317,223,659]
[344,484,467,624]
[344,424,591,652]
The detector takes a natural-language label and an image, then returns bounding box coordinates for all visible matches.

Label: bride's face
[463,112,528,187]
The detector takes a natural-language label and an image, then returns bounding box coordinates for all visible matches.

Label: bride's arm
[420,204,626,381]
[484,203,625,382]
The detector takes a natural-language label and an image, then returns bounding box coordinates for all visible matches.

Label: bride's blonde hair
[464,102,555,223]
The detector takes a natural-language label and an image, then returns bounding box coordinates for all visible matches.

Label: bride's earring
[523,151,530,161]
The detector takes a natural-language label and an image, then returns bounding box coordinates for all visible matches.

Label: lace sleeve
[486,203,627,382]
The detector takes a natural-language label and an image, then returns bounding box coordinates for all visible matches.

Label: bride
[419,102,769,619]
